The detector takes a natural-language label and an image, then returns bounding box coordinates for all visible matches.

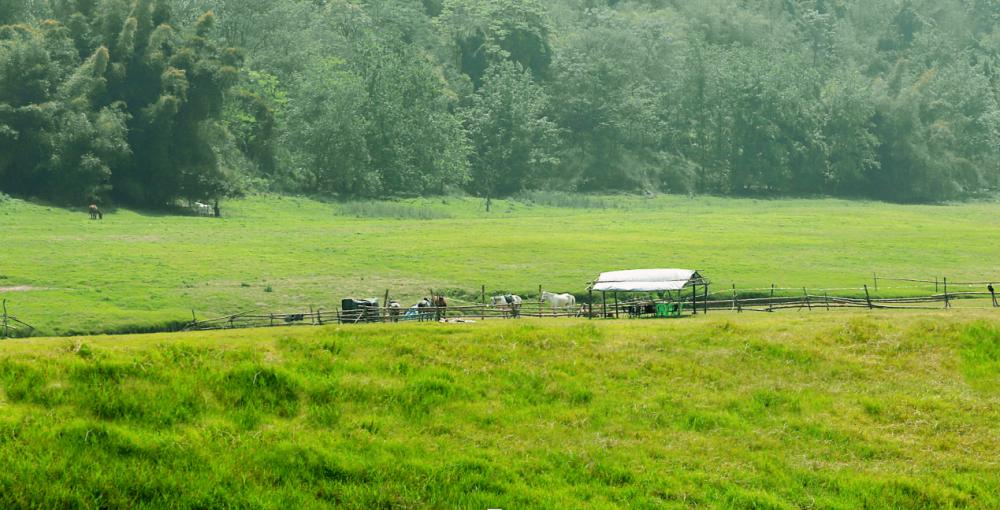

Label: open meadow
[1,314,998,508]
[3,194,1000,336]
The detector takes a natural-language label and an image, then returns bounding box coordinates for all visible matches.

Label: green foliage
[461,60,559,200]
[3,0,1000,204]
[0,2,240,206]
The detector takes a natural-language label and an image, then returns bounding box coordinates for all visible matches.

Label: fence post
[704,284,709,315]
[825,292,830,311]
[732,284,737,311]
[944,278,950,309]
[1,299,7,338]
[864,285,873,310]
[804,288,812,310]
[588,289,593,320]
[873,272,878,292]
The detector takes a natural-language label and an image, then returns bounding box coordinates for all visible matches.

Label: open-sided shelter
[588,269,710,318]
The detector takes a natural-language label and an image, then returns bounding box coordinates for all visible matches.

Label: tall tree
[461,60,558,205]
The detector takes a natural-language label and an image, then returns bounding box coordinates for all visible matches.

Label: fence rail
[0,299,35,339]
[183,286,998,332]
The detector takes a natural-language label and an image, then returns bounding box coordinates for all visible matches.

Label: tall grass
[515,190,619,209]
[333,201,453,220]
[0,315,998,508]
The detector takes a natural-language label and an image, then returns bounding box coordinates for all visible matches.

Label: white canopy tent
[590,269,705,292]
[587,268,710,317]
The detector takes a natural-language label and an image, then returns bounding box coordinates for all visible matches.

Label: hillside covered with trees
[1,0,998,206]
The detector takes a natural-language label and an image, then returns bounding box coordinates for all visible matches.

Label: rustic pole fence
[944,278,950,309]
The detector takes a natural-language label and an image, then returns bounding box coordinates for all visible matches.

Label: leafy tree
[284,59,371,195]
[461,60,558,206]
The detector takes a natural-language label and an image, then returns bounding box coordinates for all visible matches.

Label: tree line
[2,0,998,206]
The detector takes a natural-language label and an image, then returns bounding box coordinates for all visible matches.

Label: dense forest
[1,0,998,206]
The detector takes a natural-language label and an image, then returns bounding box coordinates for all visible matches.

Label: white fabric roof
[590,269,703,292]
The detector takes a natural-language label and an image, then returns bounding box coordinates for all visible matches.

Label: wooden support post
[1,299,7,339]
[383,289,390,323]
[825,293,830,311]
[732,284,737,311]
[602,291,607,319]
[873,272,878,292]
[614,292,619,319]
[935,277,939,293]
[864,285,873,310]
[692,285,697,315]
[481,285,486,305]
[589,289,593,319]
[317,308,324,325]
[944,278,950,309]
[704,284,709,315]
[803,288,812,310]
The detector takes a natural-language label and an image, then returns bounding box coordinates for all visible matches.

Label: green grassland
[3,194,1000,335]
[1,314,998,508]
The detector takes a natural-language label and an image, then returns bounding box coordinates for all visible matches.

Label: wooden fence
[0,299,35,339]
[183,301,586,331]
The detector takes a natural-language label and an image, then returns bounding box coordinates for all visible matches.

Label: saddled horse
[412,297,446,321]
[88,204,103,220]
[491,294,523,318]
[541,291,576,312]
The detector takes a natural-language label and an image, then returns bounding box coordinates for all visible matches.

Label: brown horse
[432,295,447,320]
[88,204,103,220]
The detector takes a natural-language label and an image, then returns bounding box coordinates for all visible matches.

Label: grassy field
[0,314,998,508]
[3,193,1000,335]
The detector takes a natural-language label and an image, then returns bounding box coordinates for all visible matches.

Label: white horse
[541,291,576,310]
[491,294,523,318]
[193,202,213,216]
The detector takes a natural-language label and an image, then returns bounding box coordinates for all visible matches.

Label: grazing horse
[492,294,523,318]
[88,204,103,220]
[541,291,576,311]
[388,301,402,322]
[193,202,213,216]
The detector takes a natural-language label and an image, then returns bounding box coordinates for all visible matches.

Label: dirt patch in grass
[0,286,43,293]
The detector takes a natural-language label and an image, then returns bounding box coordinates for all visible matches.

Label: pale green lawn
[2,194,1000,335]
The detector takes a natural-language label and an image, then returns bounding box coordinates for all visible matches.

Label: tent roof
[590,269,705,292]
